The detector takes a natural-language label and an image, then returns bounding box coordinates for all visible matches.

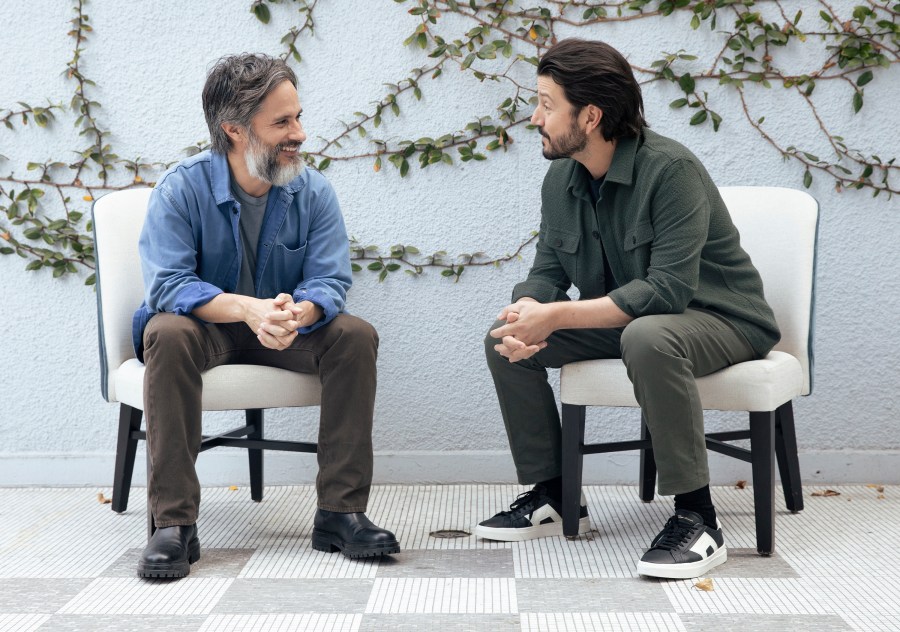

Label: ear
[221,122,245,146]
[582,104,603,135]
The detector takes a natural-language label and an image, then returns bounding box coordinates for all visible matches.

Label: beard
[244,129,305,186]
[540,120,588,160]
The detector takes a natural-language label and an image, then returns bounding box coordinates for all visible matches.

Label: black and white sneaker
[636,510,727,579]
[474,485,590,541]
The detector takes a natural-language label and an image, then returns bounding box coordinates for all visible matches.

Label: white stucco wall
[1,1,898,486]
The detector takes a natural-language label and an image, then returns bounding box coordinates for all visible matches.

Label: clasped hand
[248,293,321,351]
[489,300,552,363]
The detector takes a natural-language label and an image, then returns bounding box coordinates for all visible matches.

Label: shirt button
[592,231,600,239]
[553,238,562,247]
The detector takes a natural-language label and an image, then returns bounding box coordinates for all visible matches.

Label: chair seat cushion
[560,351,803,411]
[114,358,322,411]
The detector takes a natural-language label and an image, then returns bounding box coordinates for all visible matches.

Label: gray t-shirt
[231,180,268,297]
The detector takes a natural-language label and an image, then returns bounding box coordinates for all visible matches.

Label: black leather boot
[137,524,200,579]
[312,510,400,558]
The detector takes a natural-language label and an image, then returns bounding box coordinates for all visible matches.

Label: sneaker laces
[498,486,545,518]
[652,515,699,551]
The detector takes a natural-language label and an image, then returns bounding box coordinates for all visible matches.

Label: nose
[291,118,306,143]
[530,108,542,127]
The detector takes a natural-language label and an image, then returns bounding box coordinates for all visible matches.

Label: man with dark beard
[475,39,780,579]
[133,53,399,579]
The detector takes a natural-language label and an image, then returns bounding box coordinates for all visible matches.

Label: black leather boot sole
[137,538,201,579]
[311,529,401,558]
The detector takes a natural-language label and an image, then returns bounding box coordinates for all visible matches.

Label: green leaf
[25,260,42,271]
[852,91,863,113]
[856,71,873,87]
[85,273,96,286]
[318,157,331,171]
[351,263,362,272]
[400,159,409,177]
[678,73,695,93]
[689,110,708,125]
[669,98,688,109]
[251,2,271,24]
[803,169,812,188]
[367,261,384,271]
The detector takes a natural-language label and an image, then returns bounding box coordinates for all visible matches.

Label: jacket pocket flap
[624,221,654,251]
[545,227,580,254]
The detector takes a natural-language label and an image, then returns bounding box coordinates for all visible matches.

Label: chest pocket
[546,227,580,254]
[624,221,654,251]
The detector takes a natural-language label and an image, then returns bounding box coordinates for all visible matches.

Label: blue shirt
[133,150,352,359]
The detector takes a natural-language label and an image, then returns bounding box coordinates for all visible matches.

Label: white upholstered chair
[93,188,322,520]
[559,186,818,555]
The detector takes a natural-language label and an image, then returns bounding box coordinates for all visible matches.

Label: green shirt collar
[565,130,642,200]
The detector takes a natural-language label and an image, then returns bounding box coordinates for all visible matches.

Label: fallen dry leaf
[866,484,885,493]
[228,485,239,491]
[735,480,747,489]
[878,494,885,500]
[694,578,714,591]
[97,492,111,504]
[811,489,840,497]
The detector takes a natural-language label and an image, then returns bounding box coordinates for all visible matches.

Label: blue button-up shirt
[133,150,351,359]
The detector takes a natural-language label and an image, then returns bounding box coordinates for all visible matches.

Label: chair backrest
[718,186,819,395]
[93,188,154,402]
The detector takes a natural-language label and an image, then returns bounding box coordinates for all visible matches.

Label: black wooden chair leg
[146,442,156,540]
[112,404,143,513]
[247,409,264,502]
[639,415,656,502]
[750,410,775,555]
[774,401,804,513]
[561,403,586,537]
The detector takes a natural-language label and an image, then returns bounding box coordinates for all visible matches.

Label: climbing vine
[1,0,897,285]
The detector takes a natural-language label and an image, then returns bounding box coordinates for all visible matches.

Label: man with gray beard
[133,53,399,579]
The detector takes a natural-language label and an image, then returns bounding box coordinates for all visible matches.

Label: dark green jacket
[512,128,780,357]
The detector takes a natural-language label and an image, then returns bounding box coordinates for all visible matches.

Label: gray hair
[202,53,298,154]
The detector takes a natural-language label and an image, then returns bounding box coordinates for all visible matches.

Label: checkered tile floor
[0,484,897,631]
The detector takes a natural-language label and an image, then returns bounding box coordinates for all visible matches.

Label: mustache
[539,128,550,139]
[276,141,303,151]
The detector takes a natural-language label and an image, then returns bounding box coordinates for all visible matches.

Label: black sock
[674,485,717,527]
[537,476,563,503]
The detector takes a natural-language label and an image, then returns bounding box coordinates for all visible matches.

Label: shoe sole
[136,539,201,579]
[636,545,728,579]
[473,516,591,542]
[311,529,401,559]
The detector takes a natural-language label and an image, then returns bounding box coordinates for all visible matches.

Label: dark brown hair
[538,38,647,141]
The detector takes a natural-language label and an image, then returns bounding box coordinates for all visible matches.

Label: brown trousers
[142,312,378,527]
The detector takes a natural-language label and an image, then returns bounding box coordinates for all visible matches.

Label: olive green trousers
[484,308,756,496]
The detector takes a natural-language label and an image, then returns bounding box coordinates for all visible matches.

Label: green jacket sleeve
[511,219,572,303]
[608,159,709,316]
